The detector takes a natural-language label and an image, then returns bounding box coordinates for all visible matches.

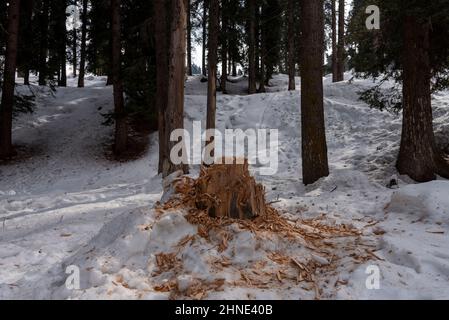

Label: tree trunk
[202,0,208,77]
[287,0,295,91]
[206,0,219,161]
[59,3,68,87]
[157,0,189,177]
[220,0,228,94]
[111,0,127,155]
[331,0,338,82]
[336,0,345,81]
[72,0,78,78]
[187,0,193,76]
[38,0,49,86]
[78,0,88,88]
[0,0,21,159]
[397,16,449,182]
[154,0,169,173]
[300,0,329,185]
[195,160,268,219]
[247,0,257,94]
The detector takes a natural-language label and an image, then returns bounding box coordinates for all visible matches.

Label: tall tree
[0,0,21,159]
[300,0,329,185]
[187,0,193,76]
[38,0,50,85]
[247,0,257,94]
[111,0,127,154]
[206,0,219,160]
[78,0,88,87]
[287,0,295,91]
[72,0,78,78]
[219,0,228,93]
[336,0,345,81]
[331,0,338,82]
[201,0,208,77]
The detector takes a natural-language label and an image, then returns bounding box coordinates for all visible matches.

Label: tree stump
[194,159,268,219]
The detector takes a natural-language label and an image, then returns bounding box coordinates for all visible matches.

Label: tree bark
[187,0,193,76]
[336,0,345,81]
[397,16,449,182]
[220,0,228,93]
[331,0,338,82]
[300,0,329,185]
[202,0,208,77]
[0,0,21,159]
[38,0,49,86]
[72,0,78,78]
[59,2,68,87]
[162,0,188,177]
[154,0,169,173]
[206,0,219,161]
[287,0,295,91]
[111,0,127,155]
[247,0,257,94]
[78,0,88,88]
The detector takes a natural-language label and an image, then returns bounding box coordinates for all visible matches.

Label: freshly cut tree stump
[194,159,268,219]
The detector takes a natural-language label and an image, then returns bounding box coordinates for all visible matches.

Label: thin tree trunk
[187,0,193,76]
[287,0,295,91]
[59,3,67,87]
[78,0,88,88]
[300,0,329,185]
[331,0,338,82]
[220,0,228,93]
[247,0,256,94]
[163,0,189,177]
[38,0,49,86]
[202,0,208,77]
[111,0,127,155]
[336,0,345,81]
[72,0,78,78]
[206,0,219,161]
[0,0,21,159]
[154,0,169,173]
[397,16,449,182]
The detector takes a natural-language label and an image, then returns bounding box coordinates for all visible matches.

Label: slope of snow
[1,74,449,299]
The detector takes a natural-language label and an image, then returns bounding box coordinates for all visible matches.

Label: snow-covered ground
[1,74,449,299]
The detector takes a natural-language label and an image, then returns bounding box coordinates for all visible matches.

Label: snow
[1,73,449,299]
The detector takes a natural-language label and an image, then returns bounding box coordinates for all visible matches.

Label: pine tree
[77,0,88,88]
[0,0,21,159]
[300,0,329,185]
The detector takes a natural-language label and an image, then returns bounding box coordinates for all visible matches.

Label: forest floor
[1,74,449,299]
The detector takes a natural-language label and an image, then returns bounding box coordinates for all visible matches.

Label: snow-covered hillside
[1,74,449,299]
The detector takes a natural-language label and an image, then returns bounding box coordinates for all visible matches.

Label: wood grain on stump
[194,159,267,219]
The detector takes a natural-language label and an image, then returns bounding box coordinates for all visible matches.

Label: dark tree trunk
[59,3,68,87]
[247,0,257,94]
[38,0,49,86]
[78,0,88,88]
[187,0,193,76]
[331,0,338,82]
[336,0,345,81]
[111,0,127,155]
[0,0,21,159]
[220,0,228,94]
[206,0,219,160]
[202,0,208,77]
[154,0,169,173]
[287,0,295,91]
[397,16,449,182]
[300,0,329,185]
[72,0,78,78]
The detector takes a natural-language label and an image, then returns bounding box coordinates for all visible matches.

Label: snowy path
[1,74,449,299]
[0,78,162,298]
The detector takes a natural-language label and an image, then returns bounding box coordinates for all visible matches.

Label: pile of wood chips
[150,164,379,300]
